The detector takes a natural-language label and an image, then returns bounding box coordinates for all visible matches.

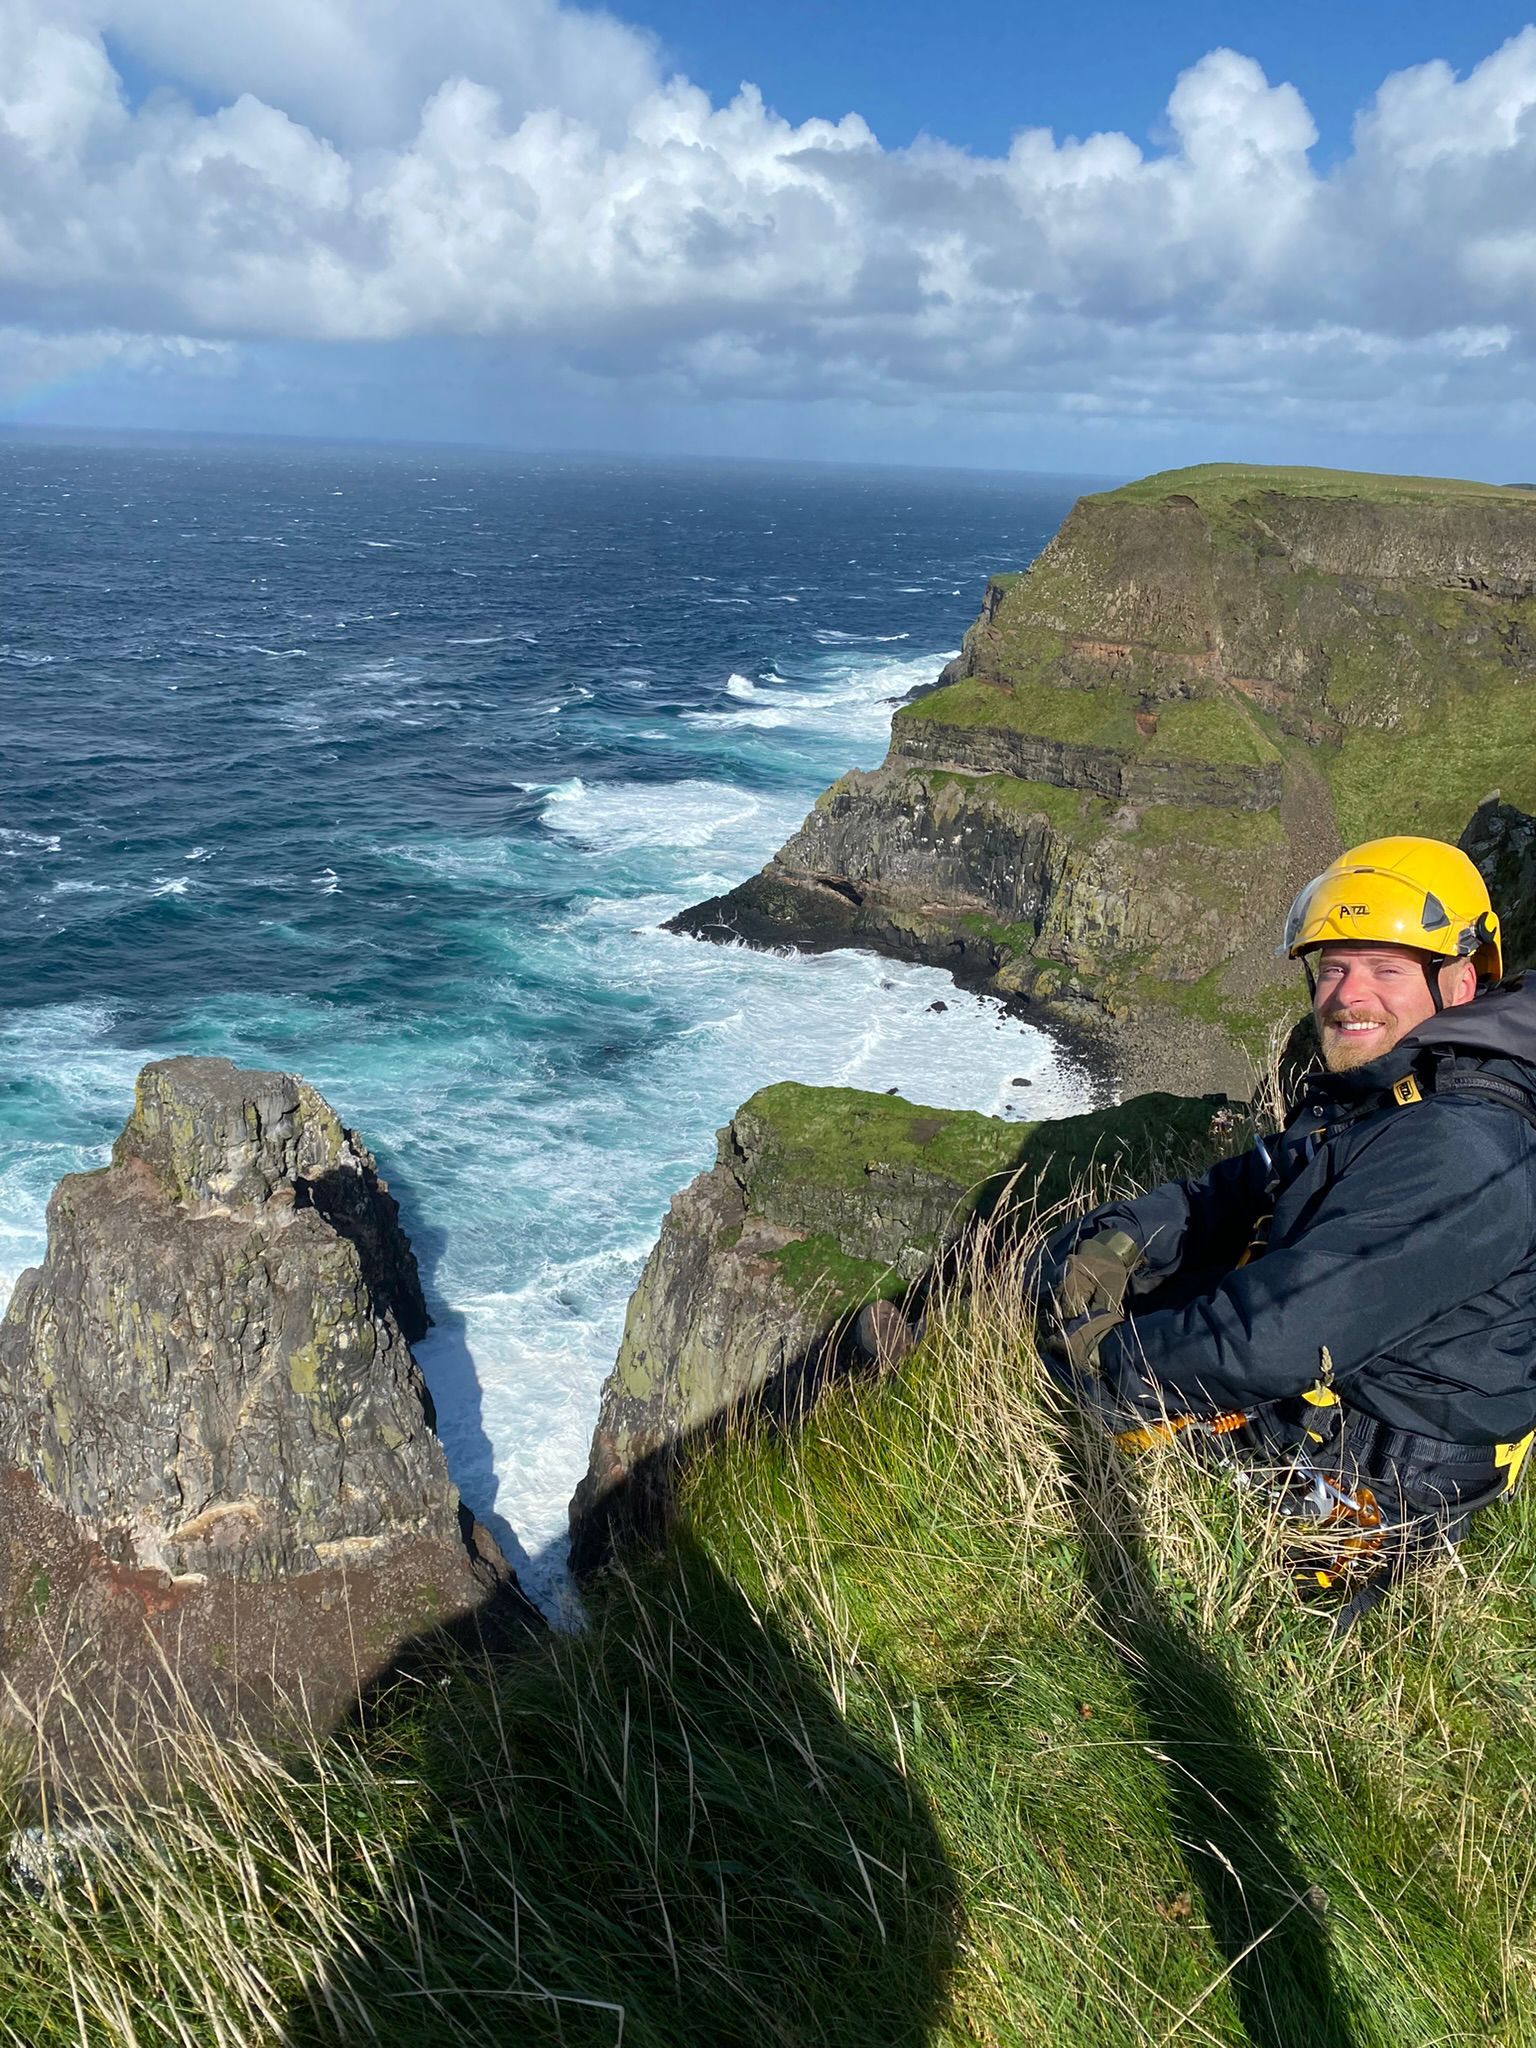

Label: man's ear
[1443,957,1479,1008]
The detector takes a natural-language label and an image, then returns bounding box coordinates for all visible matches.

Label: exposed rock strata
[672,465,1536,1094]
[0,1058,535,1733]
[570,1083,1230,1570]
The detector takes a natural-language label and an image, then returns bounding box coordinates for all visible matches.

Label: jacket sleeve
[1096,1099,1536,1413]
[1037,1143,1269,1300]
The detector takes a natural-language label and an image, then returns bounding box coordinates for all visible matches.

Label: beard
[1318,1010,1401,1072]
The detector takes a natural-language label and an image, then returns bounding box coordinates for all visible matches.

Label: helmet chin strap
[1423,957,1446,1014]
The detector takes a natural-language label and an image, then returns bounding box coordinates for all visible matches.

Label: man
[1041,834,1536,1617]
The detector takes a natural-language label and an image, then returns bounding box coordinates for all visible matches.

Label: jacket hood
[1400,974,1536,1066]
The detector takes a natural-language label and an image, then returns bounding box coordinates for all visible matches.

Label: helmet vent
[1421,890,1451,932]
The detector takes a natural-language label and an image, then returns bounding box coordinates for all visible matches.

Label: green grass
[898,678,1278,775]
[1095,463,1536,509]
[766,1231,906,1316]
[898,676,1139,750]
[1141,698,1280,768]
[1,1144,1533,2045]
[1127,803,1287,853]
[1324,673,1536,845]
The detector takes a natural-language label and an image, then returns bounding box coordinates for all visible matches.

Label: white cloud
[0,323,233,405]
[3,2,1536,441]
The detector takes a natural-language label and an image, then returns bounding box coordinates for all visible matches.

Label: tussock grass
[2,1149,1534,2046]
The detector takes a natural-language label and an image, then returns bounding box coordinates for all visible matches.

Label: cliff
[0,1057,535,1736]
[672,464,1536,1093]
[570,1080,1233,1566]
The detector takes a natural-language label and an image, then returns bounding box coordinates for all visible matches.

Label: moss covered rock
[672,463,1536,1092]
[569,1082,1231,1570]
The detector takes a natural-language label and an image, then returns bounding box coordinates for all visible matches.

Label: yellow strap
[1495,1431,1535,1493]
[1393,1074,1423,1106]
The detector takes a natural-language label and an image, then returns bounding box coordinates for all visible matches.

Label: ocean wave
[0,828,61,856]
[681,647,955,738]
[541,776,790,853]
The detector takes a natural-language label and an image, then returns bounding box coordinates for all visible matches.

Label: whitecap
[446,636,502,646]
[0,829,60,856]
[540,777,789,854]
[682,646,955,741]
[149,876,190,898]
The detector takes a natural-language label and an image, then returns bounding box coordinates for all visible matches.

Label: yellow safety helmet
[1281,836,1502,981]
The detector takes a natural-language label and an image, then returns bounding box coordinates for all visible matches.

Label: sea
[0,439,1103,1614]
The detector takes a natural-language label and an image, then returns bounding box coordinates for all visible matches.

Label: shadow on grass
[285,1529,960,2048]
[1059,1407,1358,2048]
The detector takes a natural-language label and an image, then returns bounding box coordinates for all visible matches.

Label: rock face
[0,1058,483,1586]
[570,1082,1231,1569]
[1461,797,1536,976]
[672,464,1536,1093]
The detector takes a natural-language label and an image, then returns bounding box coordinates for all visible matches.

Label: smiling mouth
[1325,1018,1388,1036]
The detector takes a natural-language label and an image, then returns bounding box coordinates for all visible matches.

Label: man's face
[1311,942,1476,1072]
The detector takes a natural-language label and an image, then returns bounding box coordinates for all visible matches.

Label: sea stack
[0,1058,534,1729]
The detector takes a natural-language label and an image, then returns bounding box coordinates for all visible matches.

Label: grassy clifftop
[674,462,1536,1092]
[1100,461,1536,507]
[937,460,1536,839]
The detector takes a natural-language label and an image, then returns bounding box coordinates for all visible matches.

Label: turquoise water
[0,441,1098,1610]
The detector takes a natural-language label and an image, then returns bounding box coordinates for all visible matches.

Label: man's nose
[1325,963,1379,1006]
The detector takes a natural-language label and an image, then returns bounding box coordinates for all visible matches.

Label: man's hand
[1047,1306,1127,1377]
[1042,1228,1141,1380]
[1055,1229,1141,1320]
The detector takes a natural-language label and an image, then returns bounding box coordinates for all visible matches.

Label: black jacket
[1073,980,1536,1446]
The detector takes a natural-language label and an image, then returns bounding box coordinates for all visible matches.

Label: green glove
[1044,1228,1141,1380]
[1055,1229,1141,1320]
[1048,1307,1127,1378]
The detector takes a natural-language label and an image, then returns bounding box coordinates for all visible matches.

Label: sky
[4,0,1536,476]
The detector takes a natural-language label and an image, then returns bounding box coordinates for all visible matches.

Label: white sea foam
[682,649,953,741]
[541,778,804,856]
[394,883,1092,1614]
[0,1004,146,1319]
[812,629,910,644]
[150,876,191,898]
[0,829,61,856]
